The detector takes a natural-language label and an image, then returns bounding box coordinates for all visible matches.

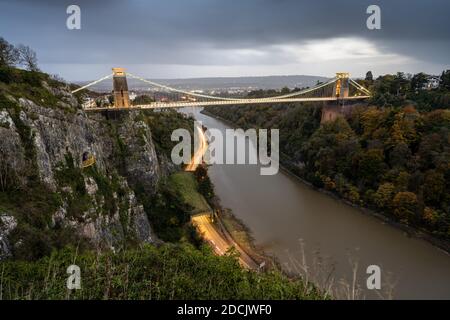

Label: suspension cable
[269,78,337,99]
[71,74,114,94]
[127,73,238,101]
[350,79,371,94]
[128,72,338,101]
[349,79,371,95]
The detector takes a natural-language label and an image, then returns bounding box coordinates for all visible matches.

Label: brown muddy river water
[181,107,450,299]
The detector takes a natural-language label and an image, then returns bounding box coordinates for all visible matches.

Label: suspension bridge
[73,68,371,111]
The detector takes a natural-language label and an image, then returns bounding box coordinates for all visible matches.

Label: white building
[129,91,137,101]
[423,76,440,90]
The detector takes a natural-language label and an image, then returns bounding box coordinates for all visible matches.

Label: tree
[365,71,374,82]
[133,95,155,105]
[411,72,428,91]
[107,95,114,105]
[0,37,19,67]
[392,192,418,222]
[422,207,439,226]
[388,143,411,168]
[194,165,214,200]
[440,70,450,90]
[357,148,385,185]
[374,182,395,209]
[280,87,290,94]
[393,72,410,95]
[17,44,39,71]
[423,170,445,206]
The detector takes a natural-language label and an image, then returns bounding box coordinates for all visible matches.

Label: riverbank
[201,109,450,255]
[280,162,450,255]
[210,199,278,270]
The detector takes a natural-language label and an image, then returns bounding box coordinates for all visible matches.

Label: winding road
[186,124,259,270]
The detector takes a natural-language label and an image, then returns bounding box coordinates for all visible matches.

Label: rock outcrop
[0,83,163,259]
[0,214,17,260]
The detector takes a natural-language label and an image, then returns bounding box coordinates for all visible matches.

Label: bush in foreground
[0,244,325,300]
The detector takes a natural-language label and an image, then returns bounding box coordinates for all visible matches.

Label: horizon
[74,72,330,83]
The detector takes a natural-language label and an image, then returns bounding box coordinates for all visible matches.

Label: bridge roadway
[83,95,371,111]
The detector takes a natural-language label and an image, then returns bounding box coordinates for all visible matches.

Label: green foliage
[393,192,419,223]
[186,222,204,248]
[373,183,395,209]
[132,94,155,105]
[365,71,373,82]
[194,165,215,201]
[440,70,450,90]
[136,180,190,243]
[0,179,85,261]
[368,71,450,111]
[0,244,324,300]
[141,109,194,159]
[54,153,91,220]
[134,171,212,244]
[357,149,385,186]
[168,172,211,214]
[0,66,68,110]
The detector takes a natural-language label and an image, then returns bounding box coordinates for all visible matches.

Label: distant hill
[76,75,330,93]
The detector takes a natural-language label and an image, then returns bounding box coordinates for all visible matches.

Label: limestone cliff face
[116,111,160,194]
[0,84,163,260]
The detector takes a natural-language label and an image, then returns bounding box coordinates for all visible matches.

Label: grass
[168,172,212,215]
[0,66,76,112]
[0,244,325,300]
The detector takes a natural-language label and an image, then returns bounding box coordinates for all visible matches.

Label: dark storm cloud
[1,0,449,78]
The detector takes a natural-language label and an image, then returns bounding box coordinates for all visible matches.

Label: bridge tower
[321,72,350,123]
[333,72,350,99]
[112,68,130,108]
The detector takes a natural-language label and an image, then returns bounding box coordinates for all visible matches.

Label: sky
[1,0,449,81]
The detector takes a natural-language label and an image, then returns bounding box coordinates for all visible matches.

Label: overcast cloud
[1,0,449,80]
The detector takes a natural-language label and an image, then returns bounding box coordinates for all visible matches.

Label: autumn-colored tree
[392,192,419,222]
[389,112,418,146]
[395,171,410,191]
[374,183,395,209]
[422,207,439,226]
[345,186,360,204]
[423,170,445,205]
[360,107,387,139]
[321,175,336,191]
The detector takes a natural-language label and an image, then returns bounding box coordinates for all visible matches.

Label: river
[181,107,450,299]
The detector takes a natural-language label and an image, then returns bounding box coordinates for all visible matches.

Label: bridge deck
[83,95,371,111]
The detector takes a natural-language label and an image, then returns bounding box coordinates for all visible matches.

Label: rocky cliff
[0,73,170,260]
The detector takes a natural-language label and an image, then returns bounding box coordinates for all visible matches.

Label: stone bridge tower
[321,72,350,123]
[333,72,350,99]
[112,67,130,108]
